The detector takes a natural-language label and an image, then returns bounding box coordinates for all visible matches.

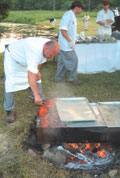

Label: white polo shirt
[58,10,77,51]
[96,9,114,35]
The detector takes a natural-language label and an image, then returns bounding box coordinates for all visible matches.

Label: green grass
[4,10,65,24]
[1,10,98,36]
[0,10,120,178]
[3,10,97,24]
[0,52,120,177]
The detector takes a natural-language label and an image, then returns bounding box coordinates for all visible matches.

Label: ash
[57,145,116,170]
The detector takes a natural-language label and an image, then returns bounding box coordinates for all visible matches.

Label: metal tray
[55,97,97,122]
[97,102,120,127]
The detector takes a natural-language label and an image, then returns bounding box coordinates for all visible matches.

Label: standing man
[55,1,84,84]
[4,37,60,123]
[83,12,90,31]
[96,1,114,35]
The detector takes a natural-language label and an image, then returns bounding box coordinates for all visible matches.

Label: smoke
[47,82,75,99]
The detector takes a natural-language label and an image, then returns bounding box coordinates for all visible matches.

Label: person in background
[49,18,56,27]
[55,1,84,85]
[114,8,119,17]
[96,1,114,35]
[3,37,60,123]
[83,12,90,31]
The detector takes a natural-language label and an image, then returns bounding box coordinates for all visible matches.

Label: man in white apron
[3,37,60,123]
[96,1,114,35]
[55,1,84,85]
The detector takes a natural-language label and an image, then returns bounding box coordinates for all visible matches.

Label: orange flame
[68,143,79,149]
[97,149,107,158]
[95,143,100,148]
[41,114,49,127]
[85,143,92,151]
[38,106,48,116]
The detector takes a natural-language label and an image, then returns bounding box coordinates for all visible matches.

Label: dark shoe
[6,111,16,123]
[67,80,82,85]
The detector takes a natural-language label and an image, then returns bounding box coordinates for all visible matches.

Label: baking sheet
[55,97,97,122]
[98,102,120,127]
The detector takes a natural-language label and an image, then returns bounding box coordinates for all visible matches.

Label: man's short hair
[45,40,59,49]
[71,1,84,9]
[103,1,110,6]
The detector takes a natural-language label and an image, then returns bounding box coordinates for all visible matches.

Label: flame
[41,114,49,127]
[67,143,107,159]
[95,143,100,148]
[38,106,48,116]
[68,156,75,162]
[38,98,60,128]
[85,143,92,151]
[97,149,107,158]
[68,143,79,149]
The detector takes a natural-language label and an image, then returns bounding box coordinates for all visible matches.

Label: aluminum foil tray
[55,97,97,122]
[98,102,120,127]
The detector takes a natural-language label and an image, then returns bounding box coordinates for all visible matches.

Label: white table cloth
[75,41,120,74]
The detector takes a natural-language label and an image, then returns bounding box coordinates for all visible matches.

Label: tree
[0,0,13,21]
[12,0,120,11]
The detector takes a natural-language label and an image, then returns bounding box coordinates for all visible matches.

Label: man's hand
[106,19,113,23]
[34,95,42,105]
[97,21,105,26]
[69,41,75,50]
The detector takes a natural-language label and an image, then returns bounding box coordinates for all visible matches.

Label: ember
[57,142,115,170]
[37,98,65,128]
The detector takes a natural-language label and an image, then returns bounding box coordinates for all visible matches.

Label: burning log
[63,143,80,154]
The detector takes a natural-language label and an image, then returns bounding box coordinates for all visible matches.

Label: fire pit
[26,97,120,170]
[35,97,120,145]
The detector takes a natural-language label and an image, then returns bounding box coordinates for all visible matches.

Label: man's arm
[28,71,42,105]
[96,11,105,26]
[38,64,42,70]
[97,21,105,26]
[61,29,75,50]
[106,19,113,23]
[61,29,71,42]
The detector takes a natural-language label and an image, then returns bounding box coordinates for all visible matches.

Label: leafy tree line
[0,0,120,15]
[11,0,120,11]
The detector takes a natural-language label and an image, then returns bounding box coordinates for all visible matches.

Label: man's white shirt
[58,10,77,51]
[96,9,114,35]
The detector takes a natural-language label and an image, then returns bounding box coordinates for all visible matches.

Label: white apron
[4,49,38,93]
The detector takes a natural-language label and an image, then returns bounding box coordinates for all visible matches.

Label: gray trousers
[4,83,45,111]
[55,50,78,82]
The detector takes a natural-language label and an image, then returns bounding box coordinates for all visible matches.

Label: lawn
[0,10,120,178]
[0,56,120,178]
